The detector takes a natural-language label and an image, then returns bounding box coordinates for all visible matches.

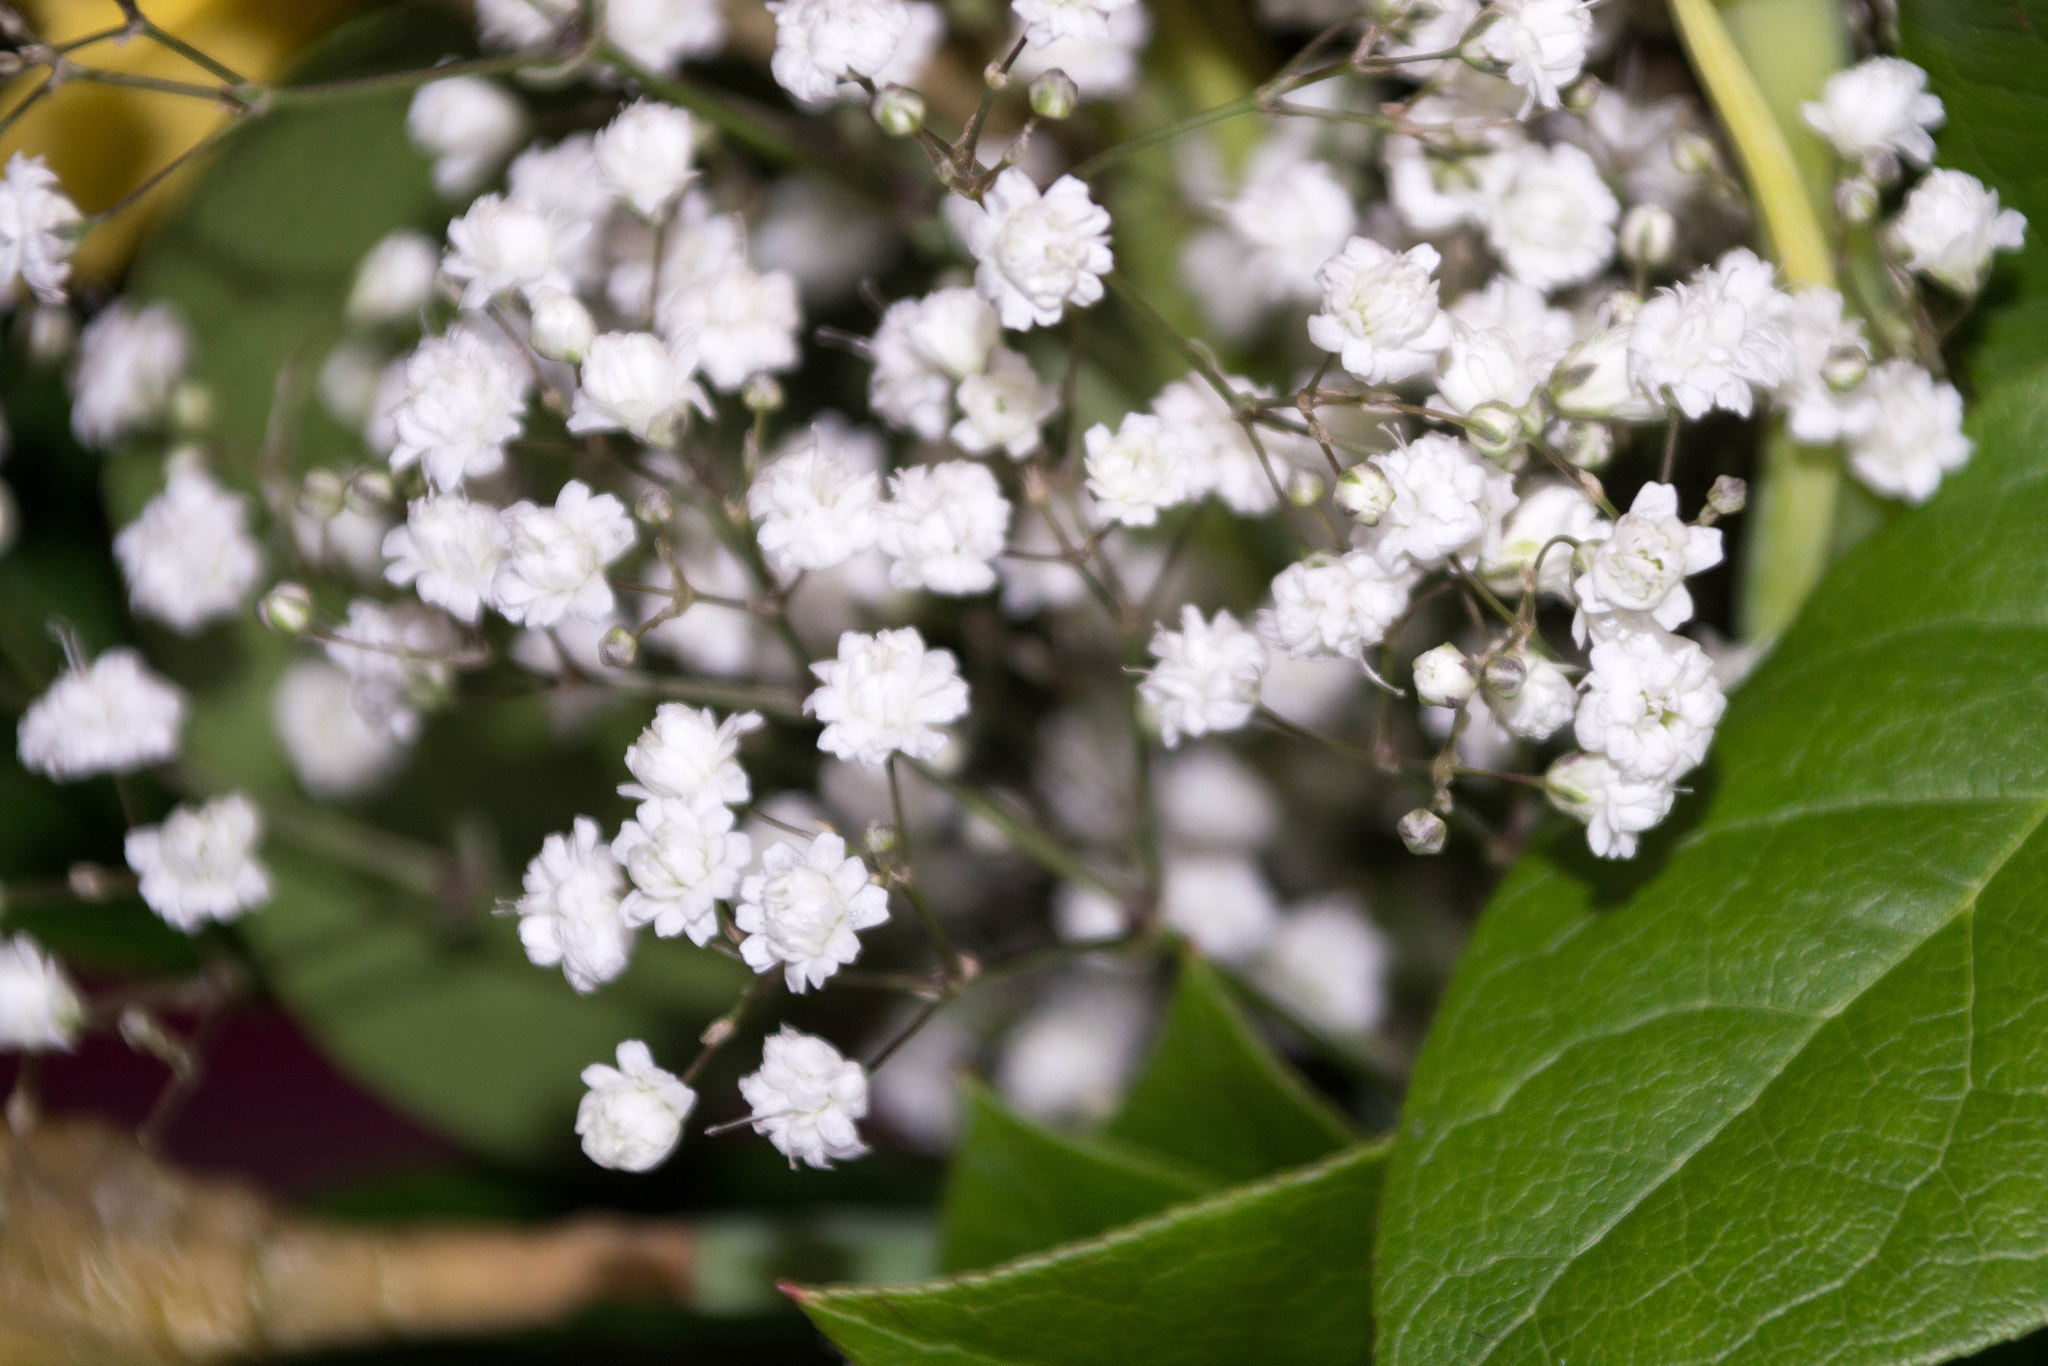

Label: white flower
[1574,627,1726,784]
[879,461,1011,595]
[806,627,970,766]
[70,301,189,448]
[661,263,801,390]
[1628,248,1795,419]
[1486,651,1576,739]
[0,153,82,305]
[1365,432,1513,570]
[1377,0,1480,67]
[508,134,618,237]
[1383,131,1515,237]
[1547,751,1675,859]
[1844,360,1972,506]
[1434,322,1537,420]
[1484,142,1617,292]
[0,935,83,1052]
[1161,852,1278,963]
[493,480,637,627]
[996,983,1146,1124]
[407,77,526,198]
[272,661,409,799]
[736,831,889,991]
[347,230,440,325]
[510,817,635,993]
[1012,0,1133,46]
[323,599,457,743]
[1775,287,1877,444]
[623,703,764,805]
[19,647,184,781]
[1140,605,1267,747]
[607,0,727,69]
[568,331,711,445]
[1084,411,1199,527]
[959,170,1113,331]
[1450,276,1576,377]
[1007,2,1150,98]
[382,495,504,624]
[124,792,272,932]
[871,1,947,90]
[1481,480,1610,597]
[1891,168,2028,295]
[748,424,884,573]
[390,326,530,490]
[613,793,753,943]
[595,100,699,218]
[530,288,598,363]
[443,194,575,309]
[768,0,912,103]
[1413,643,1477,707]
[1264,552,1417,661]
[113,462,265,634]
[1157,746,1278,851]
[1802,57,1943,176]
[1150,375,1316,516]
[1218,152,1357,305]
[1572,481,1722,639]
[951,348,1057,458]
[1477,0,1594,113]
[1308,238,1453,384]
[577,1040,696,1172]
[740,1025,870,1167]
[869,288,1000,439]
[476,0,574,48]
[1251,895,1389,1037]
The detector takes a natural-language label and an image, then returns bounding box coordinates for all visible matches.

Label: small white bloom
[0,153,82,305]
[1012,0,1133,47]
[951,348,1057,458]
[493,480,637,627]
[1487,651,1576,740]
[1628,248,1795,419]
[1574,627,1726,784]
[1776,287,1877,444]
[662,262,801,391]
[346,230,440,325]
[1054,882,1128,941]
[530,288,598,363]
[1308,238,1453,384]
[1547,751,1675,859]
[508,134,618,237]
[623,703,764,806]
[996,983,1146,1125]
[272,661,409,799]
[70,301,189,448]
[740,1025,870,1167]
[1218,152,1358,306]
[1434,322,1537,420]
[1251,895,1390,1037]
[443,194,575,309]
[736,831,889,991]
[577,1039,696,1172]
[1476,0,1594,113]
[0,935,83,1052]
[614,793,753,944]
[1572,481,1722,639]
[959,169,1113,331]
[1484,142,1617,292]
[1139,605,1267,748]
[1264,552,1417,660]
[114,462,265,634]
[510,816,635,994]
[879,461,1011,595]
[1844,360,1972,506]
[567,331,712,446]
[1084,411,1200,527]
[323,599,457,743]
[1480,480,1609,597]
[124,792,271,932]
[390,326,530,490]
[595,100,699,218]
[1161,852,1278,963]
[768,0,912,103]
[748,423,884,574]
[382,495,504,624]
[1007,1,1150,99]
[806,627,970,766]
[19,647,184,781]
[1157,745,1278,851]
[1365,432,1514,571]
[1802,57,1944,177]
[1149,375,1316,517]
[1450,277,1576,378]
[869,288,1001,439]
[607,0,728,69]
[1891,168,2028,294]
[1413,643,1477,707]
[407,77,526,198]
[475,0,575,48]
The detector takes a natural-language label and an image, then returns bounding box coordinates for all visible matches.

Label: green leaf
[1897,0,2048,390]
[1103,952,1354,1183]
[1373,365,2048,1366]
[938,1081,1217,1272]
[803,1142,1383,1366]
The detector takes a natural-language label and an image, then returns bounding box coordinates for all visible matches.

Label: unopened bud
[1464,402,1522,462]
[1483,652,1526,699]
[743,373,784,412]
[1557,419,1614,469]
[983,60,1011,90]
[1822,343,1869,394]
[1706,474,1747,517]
[67,862,120,902]
[864,821,899,856]
[635,487,674,526]
[346,467,395,515]
[1029,69,1080,120]
[530,287,596,363]
[1335,463,1394,524]
[1836,175,1880,226]
[259,581,315,635]
[298,469,346,520]
[1543,752,1603,820]
[871,84,926,137]
[1398,808,1447,856]
[598,625,639,670]
[1413,642,1477,707]
[1669,130,1720,178]
[1287,468,1325,507]
[171,381,214,434]
[1457,20,1508,78]
[25,303,75,366]
[1618,203,1677,271]
[1562,74,1601,115]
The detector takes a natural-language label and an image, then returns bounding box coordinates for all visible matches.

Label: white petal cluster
[1484,142,1617,292]
[578,1040,696,1172]
[1150,375,1318,516]
[0,153,82,305]
[1775,287,1876,445]
[1217,152,1358,306]
[1628,248,1794,419]
[1571,482,1722,641]
[323,599,456,743]
[1891,168,2028,295]
[807,627,971,766]
[1451,277,1575,376]
[607,0,727,69]
[70,301,190,449]
[384,495,506,624]
[1140,606,1267,748]
[1264,553,1418,661]
[390,326,531,489]
[407,77,526,198]
[19,648,185,781]
[1251,896,1389,1038]
[1487,651,1577,740]
[272,661,410,799]
[613,793,753,943]
[1435,322,1537,421]
[1008,3,1151,100]
[869,288,1001,439]
[1802,57,1943,177]
[1161,852,1278,962]
[113,462,265,634]
[568,331,711,446]
[1844,360,1972,506]
[996,983,1145,1125]
[768,0,913,103]
[443,193,576,309]
[960,170,1113,331]
[662,261,802,391]
[347,230,440,326]
[951,348,1057,458]
[512,816,636,993]
[124,792,272,933]
[1546,751,1675,860]
[1481,480,1609,598]
[493,480,637,627]
[475,0,574,48]
[740,1024,870,1167]
[737,831,890,991]
[748,423,884,574]
[1476,0,1594,113]
[1365,433,1515,571]
[1084,412,1199,527]
[879,461,1011,595]
[595,100,700,218]
[624,704,764,805]
[1012,0,1133,47]
[1574,627,1725,786]
[1308,238,1452,383]
[0,935,83,1052]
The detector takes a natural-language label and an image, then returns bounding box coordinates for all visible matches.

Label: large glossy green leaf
[1103,952,1354,1182]
[803,1142,1382,1366]
[1373,364,2048,1366]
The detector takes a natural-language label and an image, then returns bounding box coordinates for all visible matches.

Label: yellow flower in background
[3,0,364,282]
